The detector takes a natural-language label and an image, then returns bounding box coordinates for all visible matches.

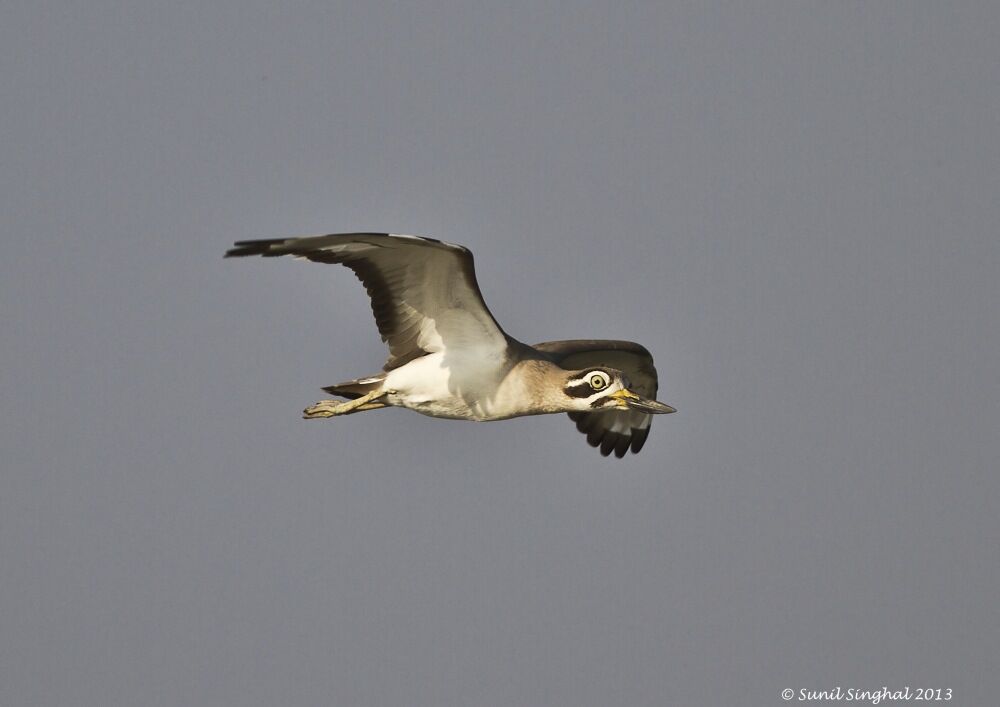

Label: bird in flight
[225,233,675,457]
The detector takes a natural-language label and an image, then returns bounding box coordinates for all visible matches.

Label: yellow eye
[589,374,608,390]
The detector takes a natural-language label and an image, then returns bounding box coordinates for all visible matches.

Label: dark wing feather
[535,340,661,458]
[226,233,509,369]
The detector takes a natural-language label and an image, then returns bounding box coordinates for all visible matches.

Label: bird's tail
[321,375,386,400]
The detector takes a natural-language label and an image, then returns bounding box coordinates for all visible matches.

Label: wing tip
[224,239,289,258]
[224,233,470,259]
[629,427,650,455]
[568,412,652,458]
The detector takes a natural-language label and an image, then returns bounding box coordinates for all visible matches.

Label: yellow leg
[302,389,386,419]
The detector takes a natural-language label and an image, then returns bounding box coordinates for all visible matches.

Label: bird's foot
[302,400,351,418]
[302,390,386,419]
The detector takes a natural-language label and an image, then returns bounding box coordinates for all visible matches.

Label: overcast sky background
[2,2,998,706]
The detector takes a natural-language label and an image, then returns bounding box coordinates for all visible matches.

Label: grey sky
[2,2,998,705]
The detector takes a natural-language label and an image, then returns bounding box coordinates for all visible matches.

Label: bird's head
[560,367,676,414]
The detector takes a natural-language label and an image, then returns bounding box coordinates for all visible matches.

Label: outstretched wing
[534,339,661,458]
[226,233,509,370]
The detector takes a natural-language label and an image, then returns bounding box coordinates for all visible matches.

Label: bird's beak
[610,389,677,414]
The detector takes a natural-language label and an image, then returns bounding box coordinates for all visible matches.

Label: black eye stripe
[565,382,596,398]
[590,395,613,408]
